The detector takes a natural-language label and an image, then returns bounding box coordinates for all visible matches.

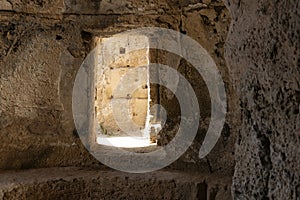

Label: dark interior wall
[148,3,235,173]
[225,0,300,199]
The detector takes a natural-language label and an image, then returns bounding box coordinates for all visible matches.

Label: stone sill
[0,167,232,200]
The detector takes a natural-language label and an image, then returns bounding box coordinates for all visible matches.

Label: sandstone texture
[95,36,149,135]
[0,0,234,175]
[2,0,298,199]
[225,0,300,199]
[0,167,232,200]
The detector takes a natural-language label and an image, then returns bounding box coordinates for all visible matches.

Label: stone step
[0,167,231,200]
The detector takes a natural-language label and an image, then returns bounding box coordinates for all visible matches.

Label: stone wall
[0,167,232,200]
[95,36,149,136]
[0,0,234,175]
[225,0,300,199]
[1,0,299,199]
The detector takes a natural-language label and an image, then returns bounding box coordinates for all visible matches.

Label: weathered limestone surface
[2,0,298,199]
[225,0,300,199]
[0,1,235,199]
[0,0,12,10]
[0,14,101,169]
[149,3,234,174]
[0,167,232,200]
[0,0,234,175]
[95,36,149,135]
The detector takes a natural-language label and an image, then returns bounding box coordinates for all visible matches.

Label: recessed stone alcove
[0,0,299,199]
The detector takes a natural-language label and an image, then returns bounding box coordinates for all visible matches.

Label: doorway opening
[94,35,161,148]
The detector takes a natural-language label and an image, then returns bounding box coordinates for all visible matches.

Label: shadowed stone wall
[225,0,300,199]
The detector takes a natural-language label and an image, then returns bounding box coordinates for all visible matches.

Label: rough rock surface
[95,37,149,134]
[225,0,300,199]
[0,167,232,200]
[0,0,299,199]
[0,0,234,175]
